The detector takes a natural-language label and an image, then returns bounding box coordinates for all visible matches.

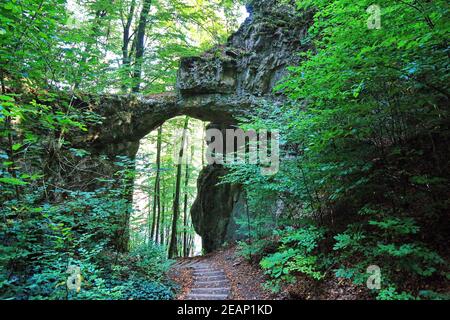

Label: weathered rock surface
[190,165,244,252]
[185,0,311,252]
[77,0,310,252]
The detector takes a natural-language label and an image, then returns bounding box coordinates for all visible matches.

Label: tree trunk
[183,145,195,257]
[160,177,166,246]
[202,123,206,167]
[151,126,162,243]
[121,0,136,92]
[168,117,189,258]
[132,0,152,92]
[182,154,189,257]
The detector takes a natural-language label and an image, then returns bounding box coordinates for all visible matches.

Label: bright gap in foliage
[131,116,208,257]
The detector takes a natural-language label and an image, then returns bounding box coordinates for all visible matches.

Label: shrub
[260,225,326,292]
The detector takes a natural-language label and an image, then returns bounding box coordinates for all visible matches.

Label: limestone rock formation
[185,0,311,252]
[78,0,310,252]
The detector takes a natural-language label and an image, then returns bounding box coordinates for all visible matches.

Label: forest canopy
[0,0,246,94]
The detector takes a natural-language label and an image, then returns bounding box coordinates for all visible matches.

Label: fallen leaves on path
[168,264,194,300]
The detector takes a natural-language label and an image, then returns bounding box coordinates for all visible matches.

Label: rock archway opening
[80,0,300,255]
[131,116,209,257]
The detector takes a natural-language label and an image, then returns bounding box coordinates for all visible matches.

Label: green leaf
[0,177,28,185]
[0,95,15,102]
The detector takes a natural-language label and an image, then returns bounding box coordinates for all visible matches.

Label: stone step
[192,268,216,272]
[183,261,203,268]
[179,262,231,301]
[192,262,209,267]
[186,293,229,300]
[194,275,227,281]
[194,280,230,288]
[193,271,223,276]
[190,287,230,295]
[192,267,216,271]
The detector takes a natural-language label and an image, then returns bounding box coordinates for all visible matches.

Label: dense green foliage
[226,0,449,299]
[1,0,448,301]
[0,0,241,300]
[0,93,175,299]
[0,0,244,93]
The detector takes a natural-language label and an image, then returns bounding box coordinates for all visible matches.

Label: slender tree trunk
[182,155,189,257]
[188,229,194,256]
[132,0,152,92]
[168,117,189,258]
[160,177,165,246]
[152,126,162,243]
[121,0,136,92]
[182,145,195,256]
[202,123,206,167]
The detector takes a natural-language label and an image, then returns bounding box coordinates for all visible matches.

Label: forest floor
[169,244,370,300]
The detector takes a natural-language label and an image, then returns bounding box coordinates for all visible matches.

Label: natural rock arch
[76,0,310,253]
